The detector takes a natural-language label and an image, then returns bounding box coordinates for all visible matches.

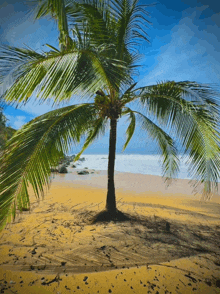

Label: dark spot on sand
[83,276,88,282]
[185,274,197,283]
[31,249,37,255]
[216,280,220,288]
[205,281,212,286]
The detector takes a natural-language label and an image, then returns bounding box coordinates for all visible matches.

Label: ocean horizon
[70,153,192,180]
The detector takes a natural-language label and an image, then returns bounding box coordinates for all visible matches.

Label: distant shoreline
[50,170,220,203]
[66,153,193,180]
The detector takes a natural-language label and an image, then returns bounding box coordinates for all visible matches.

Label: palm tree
[0,0,219,229]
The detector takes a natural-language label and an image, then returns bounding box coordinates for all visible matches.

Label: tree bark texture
[106,118,117,213]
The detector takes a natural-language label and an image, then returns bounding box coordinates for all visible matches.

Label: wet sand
[0,169,220,293]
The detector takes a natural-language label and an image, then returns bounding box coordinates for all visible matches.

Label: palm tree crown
[0,0,219,229]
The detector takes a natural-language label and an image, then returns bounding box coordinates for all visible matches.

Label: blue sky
[0,0,219,154]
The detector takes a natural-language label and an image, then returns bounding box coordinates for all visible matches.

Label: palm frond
[123,107,179,180]
[115,0,151,52]
[29,0,71,50]
[75,116,109,161]
[0,45,43,88]
[0,44,127,106]
[66,0,111,46]
[66,0,149,68]
[0,103,98,231]
[136,81,220,123]
[121,107,136,151]
[136,81,220,197]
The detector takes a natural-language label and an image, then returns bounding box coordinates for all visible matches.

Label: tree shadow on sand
[74,205,220,262]
[2,200,220,278]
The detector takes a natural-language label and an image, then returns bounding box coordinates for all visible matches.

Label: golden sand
[0,170,220,293]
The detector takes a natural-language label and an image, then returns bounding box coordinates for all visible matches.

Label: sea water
[74,154,192,180]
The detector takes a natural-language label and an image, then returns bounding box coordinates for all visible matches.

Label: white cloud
[6,114,26,129]
[137,9,220,87]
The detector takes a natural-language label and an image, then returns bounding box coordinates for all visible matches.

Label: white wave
[73,154,192,179]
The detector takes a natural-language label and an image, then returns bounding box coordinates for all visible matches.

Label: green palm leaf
[0,43,127,105]
[30,0,72,50]
[66,0,111,46]
[75,116,109,161]
[121,107,136,151]
[65,0,148,81]
[0,103,98,231]
[122,107,179,180]
[136,81,220,196]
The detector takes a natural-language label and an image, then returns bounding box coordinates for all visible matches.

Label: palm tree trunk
[106,118,117,214]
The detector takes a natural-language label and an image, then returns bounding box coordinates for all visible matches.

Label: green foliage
[0,104,99,230]
[0,0,219,230]
[0,107,7,126]
[0,108,16,149]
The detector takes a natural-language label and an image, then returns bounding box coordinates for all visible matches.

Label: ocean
[73,154,192,180]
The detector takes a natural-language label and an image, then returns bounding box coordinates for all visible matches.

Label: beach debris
[61,261,66,266]
[71,164,77,168]
[83,276,88,282]
[166,222,170,233]
[9,280,16,284]
[184,274,197,283]
[20,206,30,211]
[58,165,68,173]
[50,168,58,173]
[205,280,212,286]
[41,274,61,285]
[31,248,37,255]
[77,170,89,175]
[216,279,220,288]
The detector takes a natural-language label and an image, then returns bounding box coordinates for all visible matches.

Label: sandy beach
[0,169,220,293]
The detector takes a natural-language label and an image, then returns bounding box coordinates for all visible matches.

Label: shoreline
[51,169,220,202]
